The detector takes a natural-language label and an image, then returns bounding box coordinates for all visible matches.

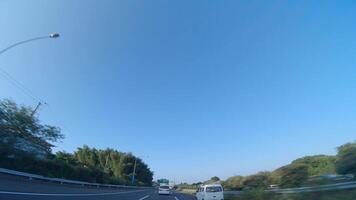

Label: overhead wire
[0,67,73,143]
[0,34,71,149]
[0,67,45,103]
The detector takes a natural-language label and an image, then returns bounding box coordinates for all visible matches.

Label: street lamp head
[49,33,60,38]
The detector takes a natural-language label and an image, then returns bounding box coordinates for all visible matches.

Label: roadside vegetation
[176,141,356,200]
[0,99,153,186]
[177,142,356,192]
[221,142,356,190]
[177,176,223,192]
[224,188,356,200]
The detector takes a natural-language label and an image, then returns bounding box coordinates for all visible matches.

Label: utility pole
[105,155,109,167]
[30,102,42,117]
[131,158,137,185]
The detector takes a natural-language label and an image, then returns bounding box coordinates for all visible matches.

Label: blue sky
[1,0,356,183]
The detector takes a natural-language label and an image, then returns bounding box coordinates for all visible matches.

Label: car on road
[196,184,224,200]
[269,184,279,189]
[158,185,171,195]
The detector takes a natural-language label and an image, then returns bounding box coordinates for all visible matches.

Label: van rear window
[206,186,222,192]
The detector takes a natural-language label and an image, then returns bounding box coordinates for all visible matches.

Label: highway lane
[0,174,195,200]
[0,173,134,194]
[0,173,196,200]
[0,189,195,200]
[0,189,153,200]
[173,192,196,200]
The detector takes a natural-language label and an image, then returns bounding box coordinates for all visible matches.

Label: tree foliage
[0,99,153,186]
[222,176,244,190]
[71,146,153,185]
[243,172,275,189]
[0,99,63,154]
[202,176,222,185]
[221,156,337,190]
[335,142,356,176]
[292,155,336,176]
[185,141,356,191]
[277,163,309,187]
[221,143,356,190]
[210,176,221,182]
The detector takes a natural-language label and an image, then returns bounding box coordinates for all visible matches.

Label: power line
[0,67,46,104]
[46,104,74,137]
[0,67,74,139]
[0,33,59,103]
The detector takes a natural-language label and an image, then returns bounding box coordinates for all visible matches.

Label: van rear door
[205,186,223,200]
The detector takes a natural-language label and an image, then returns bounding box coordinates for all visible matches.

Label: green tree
[211,176,220,182]
[72,146,153,185]
[74,145,99,167]
[243,172,274,189]
[55,151,77,165]
[278,164,309,187]
[292,155,336,176]
[335,142,356,175]
[0,99,153,186]
[222,175,244,190]
[0,99,63,155]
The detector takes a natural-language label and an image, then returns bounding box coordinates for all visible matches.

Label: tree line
[178,142,356,191]
[0,99,153,186]
[222,142,356,190]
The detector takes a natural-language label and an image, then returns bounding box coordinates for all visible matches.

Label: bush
[336,142,356,176]
[277,164,309,188]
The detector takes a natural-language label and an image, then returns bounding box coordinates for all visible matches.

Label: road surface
[0,174,195,200]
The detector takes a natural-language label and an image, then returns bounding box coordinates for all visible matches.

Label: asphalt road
[0,189,196,200]
[0,174,195,200]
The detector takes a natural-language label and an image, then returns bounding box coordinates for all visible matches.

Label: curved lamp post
[0,33,60,116]
[0,33,60,56]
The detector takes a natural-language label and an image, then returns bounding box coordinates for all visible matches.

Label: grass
[178,188,197,195]
[224,188,356,200]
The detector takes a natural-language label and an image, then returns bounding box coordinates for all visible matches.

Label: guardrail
[0,167,151,189]
[224,181,356,195]
[272,181,356,194]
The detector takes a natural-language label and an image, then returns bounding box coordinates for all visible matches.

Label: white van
[158,185,171,195]
[196,184,224,200]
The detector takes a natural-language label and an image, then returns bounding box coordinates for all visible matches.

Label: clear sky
[1,0,356,183]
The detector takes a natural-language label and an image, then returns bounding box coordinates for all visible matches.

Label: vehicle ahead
[158,185,171,195]
[196,184,224,200]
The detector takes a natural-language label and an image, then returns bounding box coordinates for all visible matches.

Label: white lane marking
[175,196,180,200]
[139,195,150,200]
[0,189,149,196]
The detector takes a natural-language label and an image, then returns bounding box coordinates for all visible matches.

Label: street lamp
[0,33,60,56]
[0,32,60,116]
[49,33,60,38]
